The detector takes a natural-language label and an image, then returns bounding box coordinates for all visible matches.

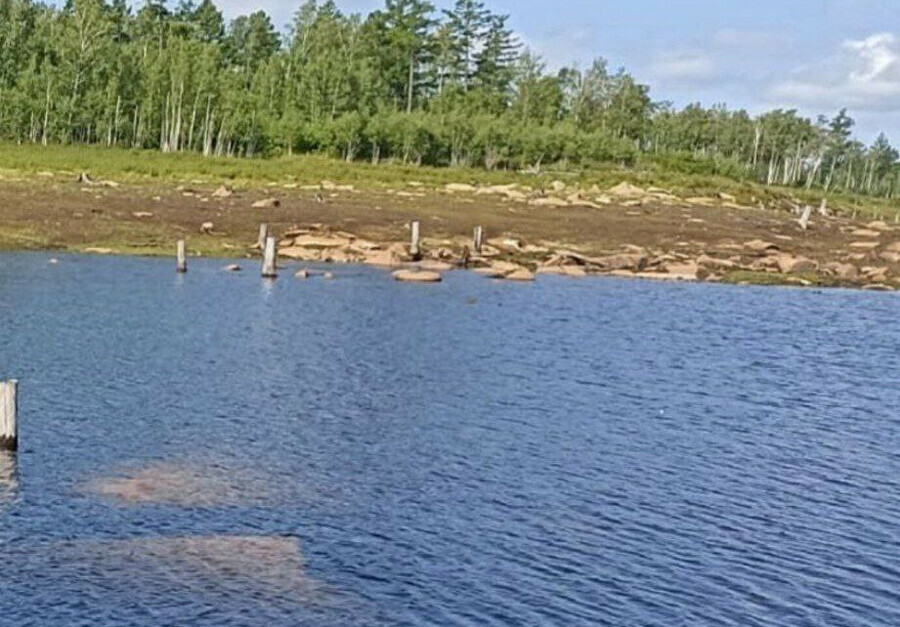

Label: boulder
[591,253,647,272]
[537,266,587,277]
[776,255,818,274]
[472,267,508,278]
[849,241,880,250]
[660,261,699,280]
[862,284,894,291]
[717,192,737,202]
[697,254,736,270]
[444,183,476,193]
[294,268,310,279]
[200,221,214,234]
[503,268,536,281]
[822,262,858,280]
[212,185,234,198]
[132,211,154,219]
[223,264,241,272]
[608,182,647,198]
[743,240,779,254]
[851,229,881,238]
[549,180,567,192]
[393,269,442,283]
[531,197,570,208]
[278,246,322,261]
[862,266,889,282]
[252,197,280,209]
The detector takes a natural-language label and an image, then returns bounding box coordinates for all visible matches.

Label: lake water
[0,253,899,626]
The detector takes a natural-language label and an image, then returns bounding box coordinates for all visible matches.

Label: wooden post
[410,220,421,260]
[473,226,484,254]
[258,224,268,250]
[261,236,277,278]
[176,240,187,273]
[0,381,17,452]
[799,205,811,231]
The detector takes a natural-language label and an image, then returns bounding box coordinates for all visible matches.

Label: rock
[697,254,736,270]
[278,246,322,261]
[292,234,353,249]
[851,229,881,238]
[363,249,404,267]
[200,221,214,234]
[849,242,880,250]
[252,197,280,209]
[777,255,818,274]
[608,182,648,198]
[591,253,647,272]
[885,241,900,253]
[717,192,737,202]
[743,240,780,254]
[84,247,116,255]
[862,284,894,291]
[393,269,442,283]
[862,266,889,282]
[132,211,154,219]
[503,268,535,281]
[537,266,587,277]
[472,267,509,278]
[543,250,590,267]
[223,264,241,272]
[48,258,59,264]
[323,272,334,280]
[549,180,566,192]
[415,260,455,272]
[867,220,891,231]
[444,183,476,193]
[660,261,700,280]
[880,252,900,264]
[822,262,858,280]
[212,185,234,198]
[530,197,570,208]
[294,268,310,279]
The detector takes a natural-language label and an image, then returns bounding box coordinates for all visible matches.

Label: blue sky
[216,0,900,143]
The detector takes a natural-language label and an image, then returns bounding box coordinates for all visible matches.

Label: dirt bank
[1,173,898,290]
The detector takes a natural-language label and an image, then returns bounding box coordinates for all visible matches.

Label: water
[1,252,899,626]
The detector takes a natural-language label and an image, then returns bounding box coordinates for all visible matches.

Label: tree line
[0,0,898,197]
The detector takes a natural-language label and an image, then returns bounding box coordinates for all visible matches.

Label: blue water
[0,252,899,626]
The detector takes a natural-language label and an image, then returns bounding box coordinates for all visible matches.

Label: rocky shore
[1,172,899,291]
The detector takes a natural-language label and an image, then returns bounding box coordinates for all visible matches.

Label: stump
[473,226,484,254]
[410,220,421,260]
[0,381,17,451]
[261,236,277,278]
[176,240,187,273]
[258,224,268,250]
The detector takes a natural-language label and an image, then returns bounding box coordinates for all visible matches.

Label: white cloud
[650,50,716,84]
[770,32,900,112]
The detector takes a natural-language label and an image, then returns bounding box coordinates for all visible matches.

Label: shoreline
[0,170,897,292]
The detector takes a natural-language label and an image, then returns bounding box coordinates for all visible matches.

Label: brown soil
[1,177,897,288]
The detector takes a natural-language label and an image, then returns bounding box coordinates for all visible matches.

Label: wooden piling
[261,236,277,278]
[0,381,17,452]
[176,240,187,273]
[410,220,421,260]
[258,224,268,249]
[473,226,484,254]
[799,205,811,231]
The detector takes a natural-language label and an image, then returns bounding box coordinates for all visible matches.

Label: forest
[0,0,898,198]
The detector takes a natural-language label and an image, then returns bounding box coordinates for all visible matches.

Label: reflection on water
[0,451,17,505]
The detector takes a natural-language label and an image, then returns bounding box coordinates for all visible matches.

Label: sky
[213,0,900,143]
